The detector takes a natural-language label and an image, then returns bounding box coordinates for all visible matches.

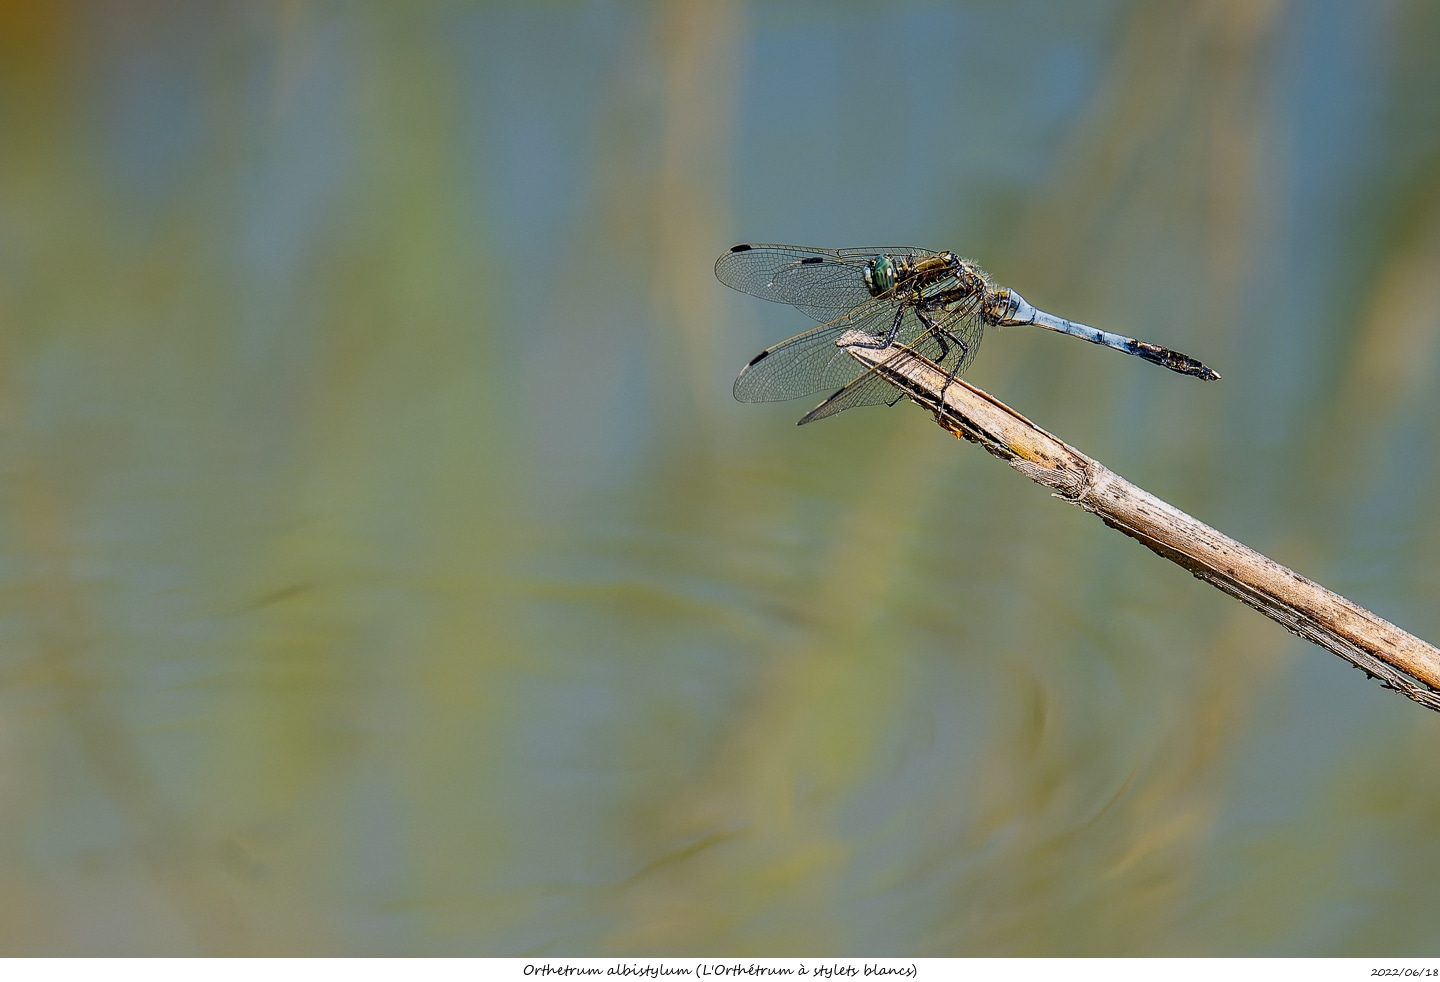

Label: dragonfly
[716,244,1220,424]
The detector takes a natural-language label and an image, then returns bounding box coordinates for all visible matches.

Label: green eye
[865,255,896,295]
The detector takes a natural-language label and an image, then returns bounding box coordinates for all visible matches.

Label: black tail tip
[1133,341,1221,380]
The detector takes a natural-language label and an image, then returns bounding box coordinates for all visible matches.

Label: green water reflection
[3,0,1440,956]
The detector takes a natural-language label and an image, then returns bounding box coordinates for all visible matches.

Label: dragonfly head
[862,255,898,296]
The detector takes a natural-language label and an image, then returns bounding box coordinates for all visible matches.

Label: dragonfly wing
[733,298,935,403]
[798,303,986,424]
[715,244,935,323]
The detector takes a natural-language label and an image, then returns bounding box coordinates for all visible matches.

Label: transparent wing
[732,295,941,403]
[797,301,987,424]
[715,243,935,323]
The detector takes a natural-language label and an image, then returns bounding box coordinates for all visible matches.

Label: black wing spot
[729,244,753,253]
[747,350,771,366]
[800,256,824,264]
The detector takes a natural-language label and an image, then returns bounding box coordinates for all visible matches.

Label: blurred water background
[3,0,1440,956]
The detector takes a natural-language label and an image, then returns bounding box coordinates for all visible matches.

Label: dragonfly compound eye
[863,255,897,296]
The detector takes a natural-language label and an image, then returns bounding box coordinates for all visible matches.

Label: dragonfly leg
[846,302,908,349]
[804,302,913,397]
[915,307,969,407]
[922,308,951,364]
[936,334,968,406]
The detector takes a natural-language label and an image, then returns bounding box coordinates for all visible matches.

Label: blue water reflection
[3,0,1440,957]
